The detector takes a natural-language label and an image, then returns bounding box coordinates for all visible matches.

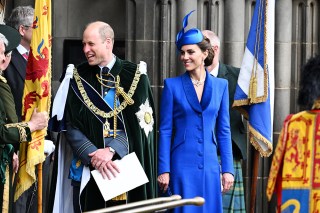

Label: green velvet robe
[65,58,156,210]
[0,76,32,213]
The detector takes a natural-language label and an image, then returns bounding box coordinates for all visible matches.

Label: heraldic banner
[15,0,52,201]
[232,0,275,157]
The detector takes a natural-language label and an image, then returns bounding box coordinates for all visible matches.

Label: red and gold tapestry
[14,0,52,201]
[267,110,320,212]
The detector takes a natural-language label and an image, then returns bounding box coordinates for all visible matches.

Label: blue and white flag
[233,0,275,157]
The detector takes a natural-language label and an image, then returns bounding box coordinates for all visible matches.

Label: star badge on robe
[136,98,154,137]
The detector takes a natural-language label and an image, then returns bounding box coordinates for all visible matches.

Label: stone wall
[8,0,320,212]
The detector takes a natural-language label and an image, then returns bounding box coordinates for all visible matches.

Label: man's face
[19,23,33,46]
[0,41,6,70]
[2,51,12,70]
[82,26,111,66]
[23,25,33,45]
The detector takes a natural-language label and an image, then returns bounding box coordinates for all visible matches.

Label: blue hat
[176,10,203,50]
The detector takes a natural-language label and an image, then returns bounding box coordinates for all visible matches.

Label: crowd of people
[0,4,319,213]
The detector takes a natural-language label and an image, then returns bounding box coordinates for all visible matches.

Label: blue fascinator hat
[176,10,203,50]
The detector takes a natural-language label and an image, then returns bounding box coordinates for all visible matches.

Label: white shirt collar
[99,54,116,71]
[16,44,29,56]
[209,62,220,77]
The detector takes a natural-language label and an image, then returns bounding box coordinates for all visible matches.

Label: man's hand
[88,148,119,179]
[12,152,19,173]
[27,108,48,132]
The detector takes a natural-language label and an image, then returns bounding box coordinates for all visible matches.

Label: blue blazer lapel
[181,72,202,113]
[201,70,213,110]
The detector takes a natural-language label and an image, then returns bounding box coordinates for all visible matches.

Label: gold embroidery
[0,75,7,83]
[73,65,141,137]
[5,122,29,142]
[112,192,127,201]
[76,160,82,168]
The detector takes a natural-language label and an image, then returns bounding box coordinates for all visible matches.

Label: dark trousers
[72,183,126,212]
[13,155,52,213]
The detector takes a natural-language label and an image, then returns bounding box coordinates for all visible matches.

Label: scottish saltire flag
[15,0,52,201]
[233,0,275,157]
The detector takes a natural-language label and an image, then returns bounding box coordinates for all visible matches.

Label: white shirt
[99,54,116,72]
[209,62,219,77]
[16,44,29,56]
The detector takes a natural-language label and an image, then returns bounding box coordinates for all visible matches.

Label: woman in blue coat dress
[157,11,235,213]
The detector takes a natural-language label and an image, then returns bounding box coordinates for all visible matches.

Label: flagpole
[38,163,43,213]
[250,149,260,213]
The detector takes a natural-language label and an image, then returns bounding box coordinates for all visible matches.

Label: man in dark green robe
[0,24,48,213]
[50,21,156,212]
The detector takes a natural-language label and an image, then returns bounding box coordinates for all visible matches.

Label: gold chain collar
[73,65,141,119]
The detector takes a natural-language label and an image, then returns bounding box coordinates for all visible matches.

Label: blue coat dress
[158,71,234,213]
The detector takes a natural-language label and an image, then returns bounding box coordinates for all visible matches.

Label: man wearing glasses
[4,5,54,213]
[4,5,34,122]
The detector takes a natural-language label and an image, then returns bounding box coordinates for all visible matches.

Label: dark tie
[101,67,114,90]
[102,67,109,74]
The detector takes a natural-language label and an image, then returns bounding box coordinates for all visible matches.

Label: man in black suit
[203,30,247,213]
[4,5,33,122]
[5,6,55,213]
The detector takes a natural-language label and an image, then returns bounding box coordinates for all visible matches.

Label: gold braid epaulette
[5,122,29,142]
[0,75,7,83]
[73,65,141,119]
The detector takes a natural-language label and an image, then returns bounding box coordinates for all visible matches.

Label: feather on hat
[176,10,203,50]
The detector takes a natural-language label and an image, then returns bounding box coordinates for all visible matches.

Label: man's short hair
[5,6,34,30]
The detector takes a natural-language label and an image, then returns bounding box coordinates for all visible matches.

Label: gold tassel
[249,75,257,104]
[115,76,134,105]
[112,192,127,201]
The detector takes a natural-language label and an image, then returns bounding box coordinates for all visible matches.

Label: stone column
[274,0,292,135]
[223,0,245,66]
[177,0,198,29]
[175,0,198,74]
[208,0,224,46]
[266,0,292,212]
[159,0,170,80]
[305,1,319,58]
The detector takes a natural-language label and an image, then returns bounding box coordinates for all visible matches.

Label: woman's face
[180,44,208,71]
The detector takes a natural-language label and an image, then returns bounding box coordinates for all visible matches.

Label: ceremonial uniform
[51,57,156,212]
[267,109,320,212]
[4,47,28,122]
[0,76,32,212]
